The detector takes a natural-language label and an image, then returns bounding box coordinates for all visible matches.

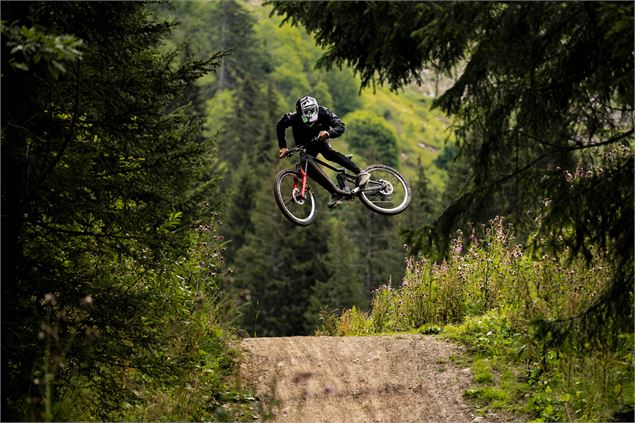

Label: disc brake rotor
[378,179,394,195]
[292,188,306,205]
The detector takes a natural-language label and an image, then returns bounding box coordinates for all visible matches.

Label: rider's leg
[316,141,370,187]
[304,161,348,208]
[304,141,339,193]
[315,140,361,174]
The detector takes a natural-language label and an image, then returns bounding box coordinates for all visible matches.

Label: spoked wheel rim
[360,165,411,215]
[275,170,317,225]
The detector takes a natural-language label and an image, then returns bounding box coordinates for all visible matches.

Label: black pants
[304,139,361,194]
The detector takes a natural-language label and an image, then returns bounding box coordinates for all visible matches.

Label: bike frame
[294,152,358,198]
[284,143,386,199]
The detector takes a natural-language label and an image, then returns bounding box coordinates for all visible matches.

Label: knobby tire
[273,169,318,226]
[358,164,411,215]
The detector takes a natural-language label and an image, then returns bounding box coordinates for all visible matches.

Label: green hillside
[250,1,452,189]
[356,87,452,187]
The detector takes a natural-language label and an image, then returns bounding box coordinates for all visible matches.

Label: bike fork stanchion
[300,160,309,197]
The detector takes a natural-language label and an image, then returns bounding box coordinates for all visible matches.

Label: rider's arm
[276,113,294,148]
[324,108,345,139]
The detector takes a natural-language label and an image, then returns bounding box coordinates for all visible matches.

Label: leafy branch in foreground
[1,2,240,420]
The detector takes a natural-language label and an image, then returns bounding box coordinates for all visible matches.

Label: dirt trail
[238,335,486,423]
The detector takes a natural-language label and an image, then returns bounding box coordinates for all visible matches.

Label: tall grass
[320,218,634,421]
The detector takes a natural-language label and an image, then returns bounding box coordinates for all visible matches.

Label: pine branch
[486,129,634,189]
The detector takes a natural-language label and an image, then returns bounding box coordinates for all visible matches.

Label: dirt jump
[238,334,494,423]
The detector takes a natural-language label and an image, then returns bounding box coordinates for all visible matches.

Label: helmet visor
[301,105,318,124]
[299,96,319,124]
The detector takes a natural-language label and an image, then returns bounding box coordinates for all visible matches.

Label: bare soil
[237,334,490,423]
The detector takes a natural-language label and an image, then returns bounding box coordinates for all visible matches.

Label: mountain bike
[274,143,411,226]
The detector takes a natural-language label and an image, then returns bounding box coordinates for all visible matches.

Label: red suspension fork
[294,159,308,197]
[300,165,308,196]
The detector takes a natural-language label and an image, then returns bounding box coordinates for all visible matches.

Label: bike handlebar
[282,145,306,158]
[280,136,320,158]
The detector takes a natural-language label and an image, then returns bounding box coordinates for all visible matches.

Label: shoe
[328,193,346,208]
[356,171,370,188]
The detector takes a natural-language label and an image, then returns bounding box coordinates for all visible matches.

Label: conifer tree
[1,2,223,419]
[222,154,259,262]
[335,114,406,296]
[304,218,366,330]
[219,76,280,261]
[271,1,634,345]
[234,182,332,336]
[208,0,267,93]
[402,158,441,254]
[343,205,405,296]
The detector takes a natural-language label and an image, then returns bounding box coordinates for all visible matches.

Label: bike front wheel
[273,169,318,226]
[359,164,411,215]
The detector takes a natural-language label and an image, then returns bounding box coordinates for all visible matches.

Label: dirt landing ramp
[239,335,480,422]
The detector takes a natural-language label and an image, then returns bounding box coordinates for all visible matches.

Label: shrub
[318,217,634,421]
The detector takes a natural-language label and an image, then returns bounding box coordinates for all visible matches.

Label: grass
[316,218,634,422]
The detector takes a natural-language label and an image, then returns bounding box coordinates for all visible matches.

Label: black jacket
[276,106,345,149]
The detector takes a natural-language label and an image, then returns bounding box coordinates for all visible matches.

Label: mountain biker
[277,96,370,208]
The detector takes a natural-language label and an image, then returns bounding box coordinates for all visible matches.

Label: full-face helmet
[296,96,319,126]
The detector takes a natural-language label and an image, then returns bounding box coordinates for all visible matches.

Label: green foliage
[271,1,634,354]
[2,21,83,78]
[401,159,441,254]
[269,2,434,90]
[320,218,634,421]
[119,226,261,422]
[253,9,334,111]
[1,2,245,420]
[433,142,458,172]
[339,202,406,303]
[319,306,375,337]
[305,217,367,330]
[354,87,452,189]
[343,110,399,168]
[324,67,362,116]
[233,174,332,336]
[165,0,268,94]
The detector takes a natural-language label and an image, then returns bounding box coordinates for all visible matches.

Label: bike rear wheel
[359,164,411,215]
[273,169,318,226]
